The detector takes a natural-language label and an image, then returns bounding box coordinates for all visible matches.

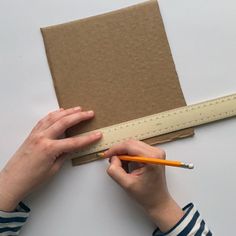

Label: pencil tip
[96,152,105,158]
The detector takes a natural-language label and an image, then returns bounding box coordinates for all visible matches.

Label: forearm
[0,171,22,212]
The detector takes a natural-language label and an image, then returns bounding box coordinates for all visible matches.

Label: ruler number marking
[73,94,236,156]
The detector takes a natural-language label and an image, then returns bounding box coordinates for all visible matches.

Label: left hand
[0,107,102,211]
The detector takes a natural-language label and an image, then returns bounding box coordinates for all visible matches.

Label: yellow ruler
[71,93,236,158]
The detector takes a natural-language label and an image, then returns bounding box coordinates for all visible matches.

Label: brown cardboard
[41,0,194,166]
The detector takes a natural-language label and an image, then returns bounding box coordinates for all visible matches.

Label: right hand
[104,140,184,233]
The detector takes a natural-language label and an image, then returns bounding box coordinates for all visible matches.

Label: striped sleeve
[153,203,212,236]
[0,202,30,236]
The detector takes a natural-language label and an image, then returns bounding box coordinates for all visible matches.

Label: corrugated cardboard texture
[41,0,194,166]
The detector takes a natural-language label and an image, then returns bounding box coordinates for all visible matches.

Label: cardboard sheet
[41,0,194,166]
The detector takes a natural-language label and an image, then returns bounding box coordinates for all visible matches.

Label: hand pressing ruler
[71,93,236,158]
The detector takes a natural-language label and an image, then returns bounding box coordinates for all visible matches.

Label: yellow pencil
[97,153,194,169]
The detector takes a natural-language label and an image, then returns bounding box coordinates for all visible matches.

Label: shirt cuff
[0,202,30,235]
[152,203,212,236]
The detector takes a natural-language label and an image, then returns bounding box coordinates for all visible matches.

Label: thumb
[107,156,131,188]
[51,156,66,175]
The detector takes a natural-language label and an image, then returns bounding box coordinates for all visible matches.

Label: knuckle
[124,139,136,147]
[148,147,166,159]
[46,112,56,123]
[124,179,135,191]
[153,148,166,159]
[36,119,44,127]
[52,164,61,174]
[159,148,166,159]
[65,138,79,151]
[47,112,54,118]
[77,113,87,121]
[41,141,55,154]
[70,139,78,148]
[30,133,54,153]
[30,133,45,145]
[58,118,70,128]
[107,165,115,176]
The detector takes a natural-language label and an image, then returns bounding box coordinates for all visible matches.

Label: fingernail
[96,152,105,158]
[94,131,102,137]
[87,110,94,115]
[74,106,81,111]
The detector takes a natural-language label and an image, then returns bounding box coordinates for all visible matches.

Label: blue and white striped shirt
[0,203,211,235]
[153,203,212,236]
[0,202,30,236]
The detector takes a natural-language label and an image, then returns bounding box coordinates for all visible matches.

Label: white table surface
[1,0,236,235]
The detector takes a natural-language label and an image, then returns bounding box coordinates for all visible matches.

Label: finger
[129,140,166,159]
[129,167,146,176]
[128,161,146,173]
[104,140,165,160]
[45,110,95,138]
[55,131,102,153]
[50,156,66,175]
[137,141,166,159]
[104,140,143,157]
[33,106,82,132]
[107,156,132,188]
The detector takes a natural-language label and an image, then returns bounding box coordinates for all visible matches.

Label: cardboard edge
[71,128,194,166]
[40,0,156,30]
[40,28,63,108]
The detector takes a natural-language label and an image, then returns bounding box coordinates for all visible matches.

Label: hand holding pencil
[104,140,185,233]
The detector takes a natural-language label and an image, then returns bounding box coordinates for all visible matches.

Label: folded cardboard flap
[41,0,194,166]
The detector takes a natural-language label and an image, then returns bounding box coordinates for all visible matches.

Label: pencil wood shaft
[119,155,181,167]
[97,153,194,169]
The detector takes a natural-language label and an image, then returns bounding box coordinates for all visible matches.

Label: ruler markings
[70,93,236,158]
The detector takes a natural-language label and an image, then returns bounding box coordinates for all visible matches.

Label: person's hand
[104,140,184,233]
[0,107,102,212]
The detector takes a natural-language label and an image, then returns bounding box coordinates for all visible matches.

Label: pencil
[97,153,194,169]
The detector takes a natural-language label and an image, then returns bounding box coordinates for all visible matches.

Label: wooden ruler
[70,93,236,158]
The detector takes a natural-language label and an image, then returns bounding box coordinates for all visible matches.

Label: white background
[1,0,236,235]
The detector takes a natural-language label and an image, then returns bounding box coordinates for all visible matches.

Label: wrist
[146,196,184,233]
[0,171,21,211]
